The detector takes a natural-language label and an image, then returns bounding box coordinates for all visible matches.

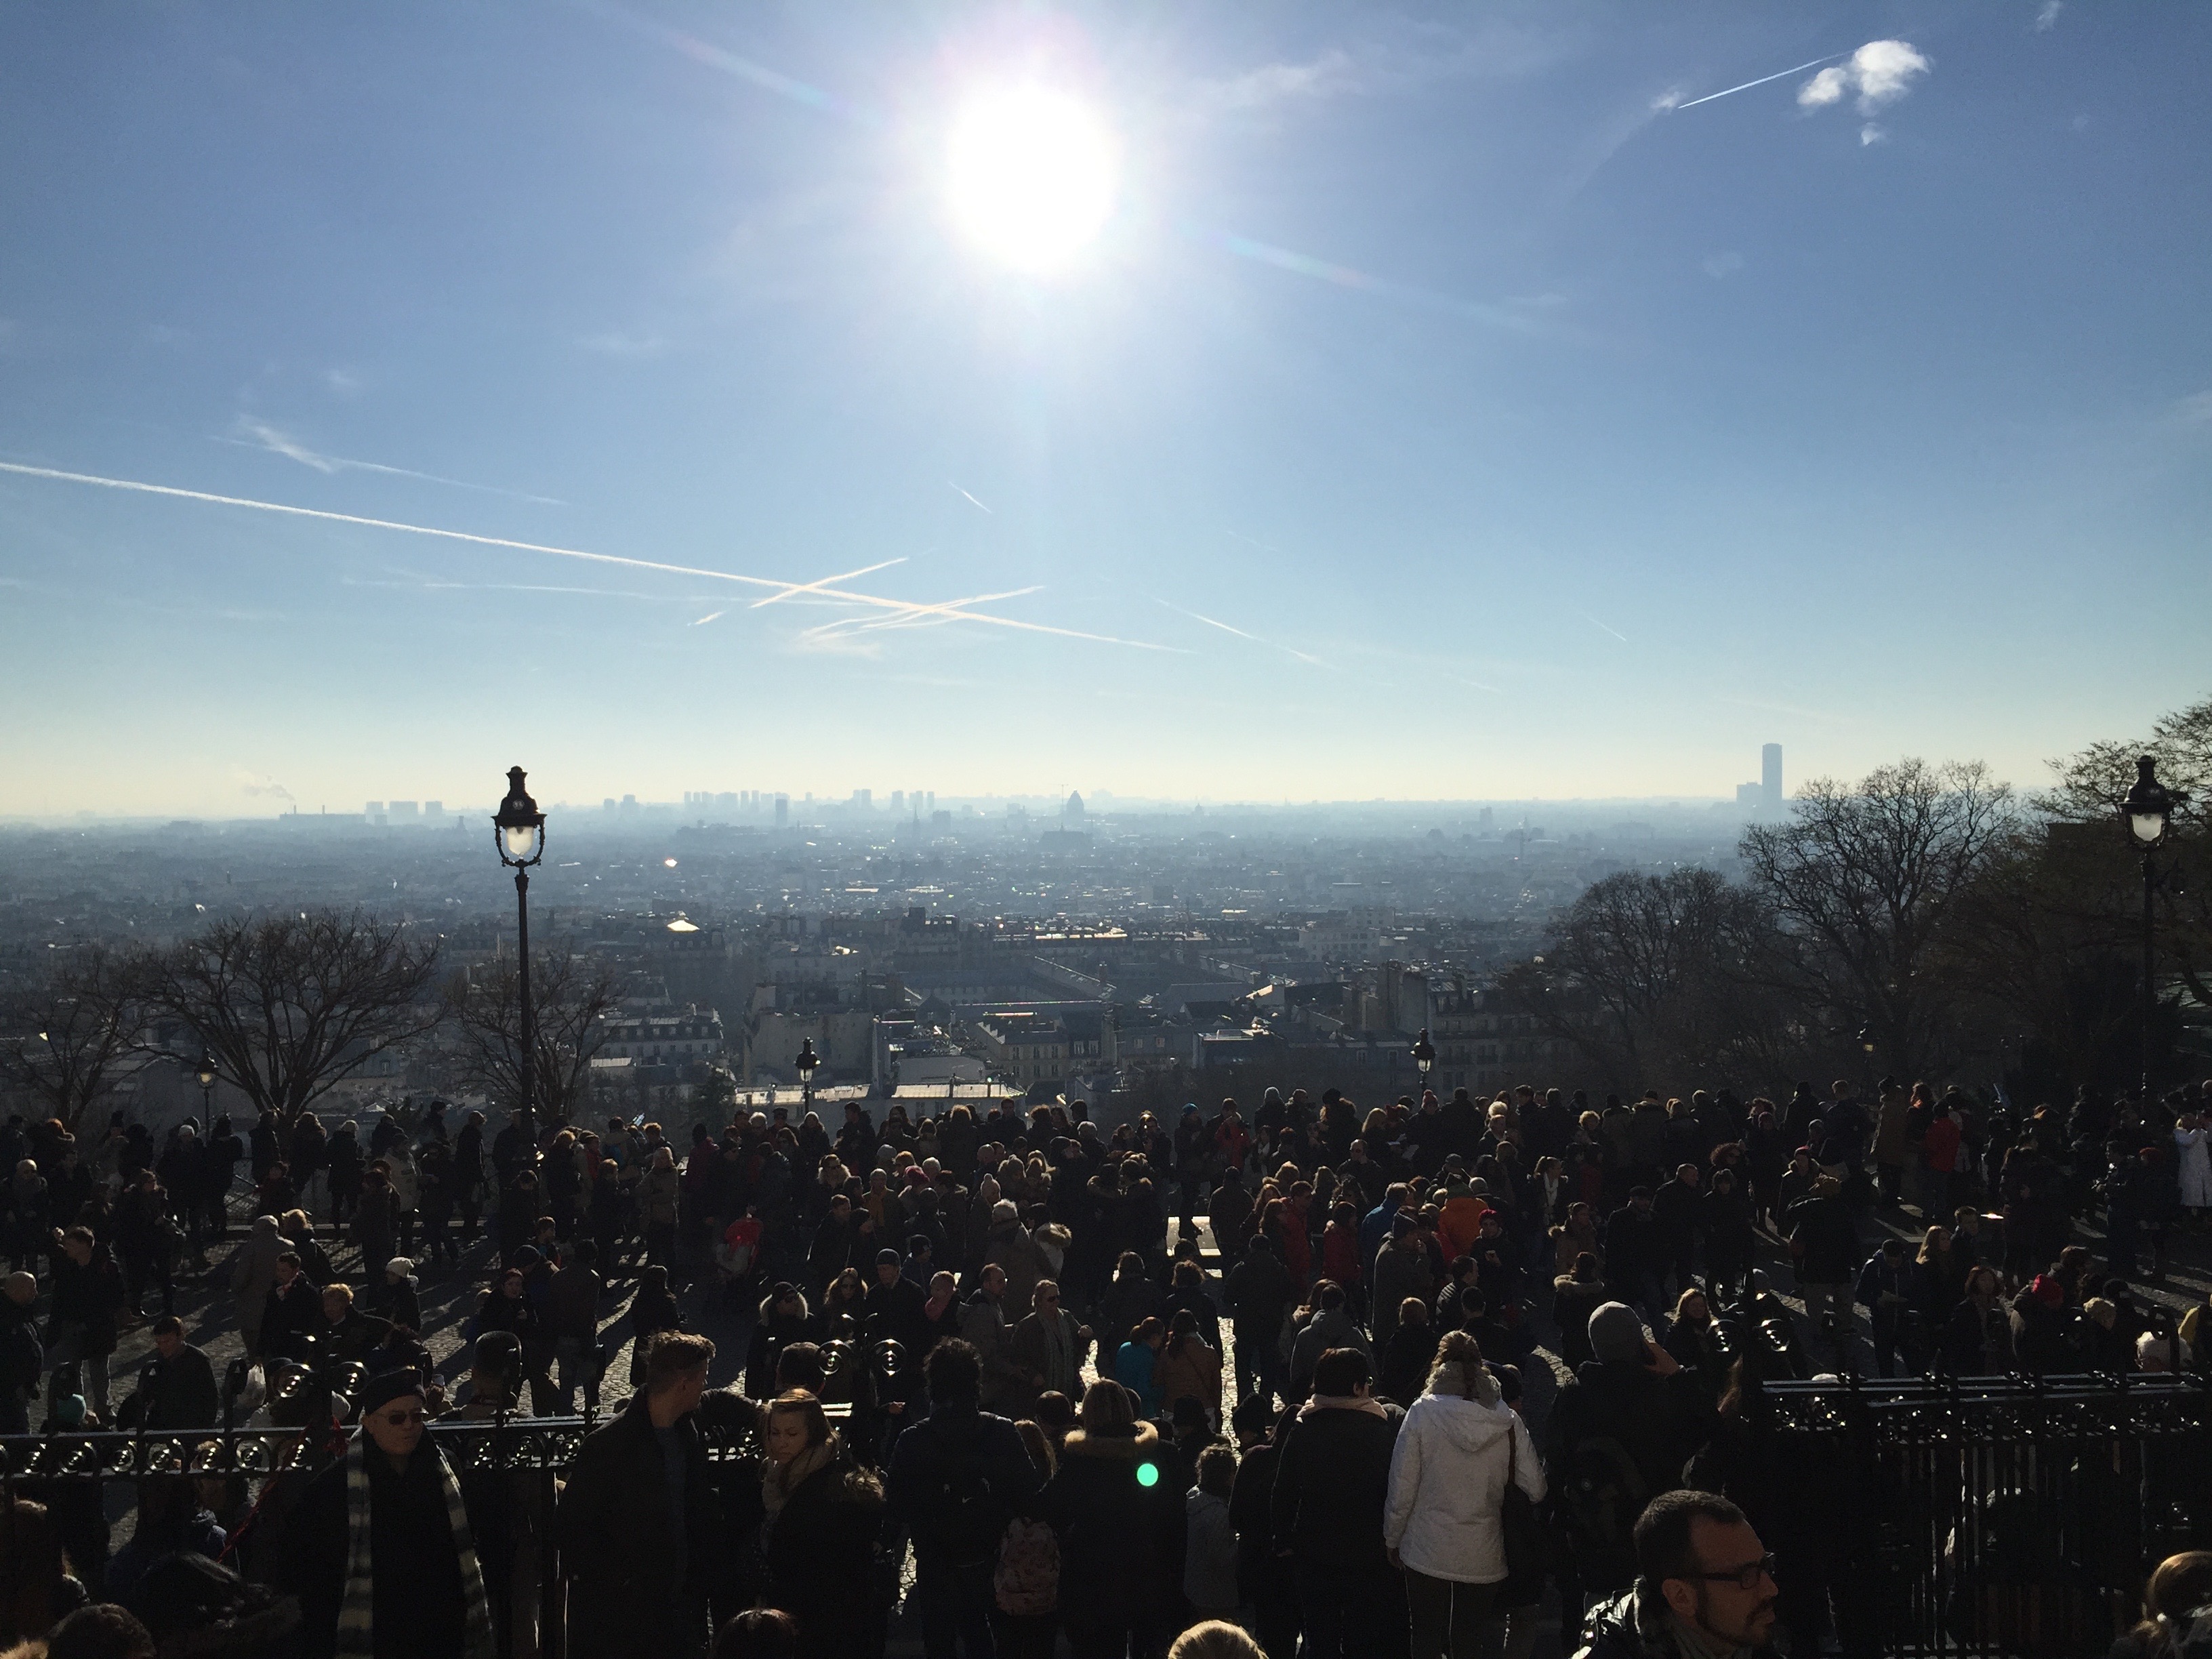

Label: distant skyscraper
[1762,744,1783,812]
[1065,791,1086,825]
[775,794,789,826]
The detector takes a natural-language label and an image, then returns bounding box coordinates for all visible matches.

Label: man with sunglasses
[277,1370,495,1659]
[1576,1490,1780,1659]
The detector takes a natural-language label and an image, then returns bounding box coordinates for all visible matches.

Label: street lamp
[194,1050,216,1134]
[2120,754,2181,1099]
[492,766,548,1145]
[1412,1027,1435,1092]
[795,1039,819,1113]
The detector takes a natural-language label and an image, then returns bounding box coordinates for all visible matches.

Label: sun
[947,87,1116,274]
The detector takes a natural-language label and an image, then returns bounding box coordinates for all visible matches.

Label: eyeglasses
[379,1409,428,1427]
[1691,1554,1776,1591]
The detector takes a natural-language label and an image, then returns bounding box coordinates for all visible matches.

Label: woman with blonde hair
[761,1391,884,1659]
[1382,1331,1544,1659]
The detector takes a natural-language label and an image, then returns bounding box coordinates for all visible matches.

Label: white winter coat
[1382,1378,1545,1584]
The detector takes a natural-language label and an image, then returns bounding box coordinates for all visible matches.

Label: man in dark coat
[275,1369,487,1659]
[1577,1490,1781,1659]
[884,1339,1042,1659]
[0,1273,41,1434]
[1544,1303,1714,1608]
[556,1331,759,1659]
[1268,1347,1405,1659]
[119,1316,220,1429]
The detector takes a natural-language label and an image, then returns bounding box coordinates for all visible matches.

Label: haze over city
[3,4,2209,817]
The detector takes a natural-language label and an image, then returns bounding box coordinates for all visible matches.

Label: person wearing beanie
[1542,1303,1713,1601]
[275,1369,497,1659]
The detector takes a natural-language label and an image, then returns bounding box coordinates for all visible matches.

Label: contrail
[571,0,875,126]
[747,557,905,610]
[1668,53,1847,111]
[1580,612,1631,644]
[0,461,1174,651]
[806,586,1046,638]
[1155,597,1328,668]
[950,483,993,514]
[220,420,567,506]
[691,611,726,626]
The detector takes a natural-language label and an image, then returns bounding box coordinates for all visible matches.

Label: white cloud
[1196,49,1359,113]
[323,368,363,396]
[1799,40,1931,115]
[578,330,667,359]
[2034,1,2062,30]
[1702,251,1744,279]
[1860,123,1887,146]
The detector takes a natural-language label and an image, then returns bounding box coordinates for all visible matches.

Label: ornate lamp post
[492,767,547,1144]
[796,1038,819,1115]
[1412,1027,1436,1093]
[2120,754,2179,1099]
[194,1050,217,1134]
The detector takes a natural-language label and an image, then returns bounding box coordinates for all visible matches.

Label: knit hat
[358,1369,425,1416]
[876,1247,901,1266]
[1588,1301,1648,1366]
[385,1257,413,1280]
[2030,1275,2064,1307]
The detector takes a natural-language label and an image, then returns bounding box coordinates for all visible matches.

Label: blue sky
[2,2,2208,817]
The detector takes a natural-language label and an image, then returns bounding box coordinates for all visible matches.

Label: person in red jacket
[1319,1202,1365,1322]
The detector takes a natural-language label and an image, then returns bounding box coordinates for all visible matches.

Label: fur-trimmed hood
[1061,1420,1159,1460]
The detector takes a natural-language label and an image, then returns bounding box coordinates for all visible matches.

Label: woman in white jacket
[1382,1330,1547,1659]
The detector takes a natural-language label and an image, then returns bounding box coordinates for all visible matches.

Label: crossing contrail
[1667,54,1847,111]
[747,557,906,609]
[0,460,1171,651]
[1154,597,1328,668]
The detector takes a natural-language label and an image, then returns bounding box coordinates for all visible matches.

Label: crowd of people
[0,1071,2205,1659]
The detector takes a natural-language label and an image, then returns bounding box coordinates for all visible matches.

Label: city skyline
[3,5,2208,815]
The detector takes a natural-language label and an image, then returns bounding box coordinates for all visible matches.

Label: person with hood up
[230,1214,285,1359]
[1383,1330,1546,1659]
[985,1201,1052,1317]
[1542,1302,1713,1604]
[1287,1281,1371,1404]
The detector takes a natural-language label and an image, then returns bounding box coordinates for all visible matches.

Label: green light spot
[1136,1461,1160,1488]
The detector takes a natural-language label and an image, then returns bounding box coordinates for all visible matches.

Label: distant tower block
[1065,791,1086,825]
[1762,744,1783,812]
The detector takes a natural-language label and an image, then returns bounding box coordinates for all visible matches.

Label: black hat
[357,1369,426,1416]
[473,1331,523,1382]
[876,1247,901,1266]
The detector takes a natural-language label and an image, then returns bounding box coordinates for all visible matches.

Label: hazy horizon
[4,3,2207,816]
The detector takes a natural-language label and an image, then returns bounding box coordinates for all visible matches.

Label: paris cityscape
[3,5,2210,1659]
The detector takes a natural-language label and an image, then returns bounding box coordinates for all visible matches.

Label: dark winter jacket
[883,1397,1042,1570]
[1044,1422,1185,1625]
[1576,1586,1783,1658]
[763,1448,884,1659]
[1269,1397,1404,1578]
[556,1389,760,1659]
[276,1441,472,1659]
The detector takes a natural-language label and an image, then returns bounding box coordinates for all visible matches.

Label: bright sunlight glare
[947,87,1116,274]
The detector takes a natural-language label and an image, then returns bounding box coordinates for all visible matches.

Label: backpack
[1559,1433,1650,1563]
[994,1516,1059,1615]
[923,1431,1006,1568]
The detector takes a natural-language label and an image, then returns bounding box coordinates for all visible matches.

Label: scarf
[760,1435,836,1524]
[336,1433,495,1659]
[1664,1612,1750,1659]
[1297,1393,1389,1420]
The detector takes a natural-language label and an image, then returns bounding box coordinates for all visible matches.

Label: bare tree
[443,945,619,1126]
[1740,758,2015,1079]
[142,911,443,1120]
[2041,693,2212,1010]
[0,945,150,1135]
[1500,867,1793,1093]
[1944,824,2146,1094]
